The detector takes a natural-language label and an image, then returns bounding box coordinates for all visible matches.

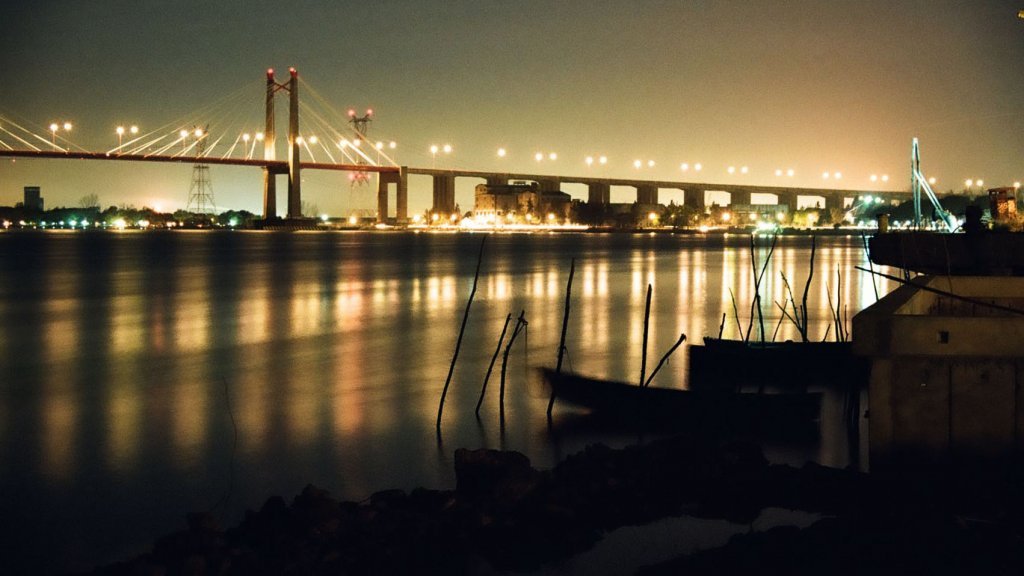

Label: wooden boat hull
[543,369,821,432]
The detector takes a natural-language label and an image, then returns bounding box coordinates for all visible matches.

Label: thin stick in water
[548,258,576,417]
[476,312,512,417]
[500,310,527,426]
[436,236,486,432]
[640,283,652,387]
[644,333,686,388]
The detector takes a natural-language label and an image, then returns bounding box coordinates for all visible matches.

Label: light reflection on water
[0,231,891,574]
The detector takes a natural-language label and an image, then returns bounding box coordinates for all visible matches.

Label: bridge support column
[286,68,301,218]
[262,169,277,219]
[729,190,751,206]
[538,179,561,193]
[824,193,843,212]
[776,191,798,211]
[377,168,408,224]
[637,185,658,205]
[262,69,277,219]
[683,188,705,211]
[432,174,456,217]
[397,167,408,223]
[588,183,610,205]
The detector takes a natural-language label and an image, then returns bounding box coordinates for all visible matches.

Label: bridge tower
[262,67,302,220]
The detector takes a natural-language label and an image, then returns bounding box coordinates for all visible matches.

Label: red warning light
[366,108,373,116]
[289,67,297,75]
[348,109,356,117]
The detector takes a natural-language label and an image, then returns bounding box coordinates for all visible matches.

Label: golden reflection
[111,294,145,354]
[239,287,270,344]
[41,389,75,481]
[43,298,77,362]
[582,262,595,298]
[291,283,321,336]
[106,372,140,473]
[173,271,209,351]
[172,381,206,457]
[236,374,267,449]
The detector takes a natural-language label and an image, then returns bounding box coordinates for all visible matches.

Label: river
[0,230,894,574]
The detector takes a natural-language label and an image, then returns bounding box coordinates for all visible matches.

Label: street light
[497,147,506,157]
[50,121,72,152]
[116,126,125,152]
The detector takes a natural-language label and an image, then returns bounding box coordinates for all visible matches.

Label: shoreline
[84,434,1024,575]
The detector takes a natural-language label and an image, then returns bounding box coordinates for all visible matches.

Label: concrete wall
[853,276,1024,476]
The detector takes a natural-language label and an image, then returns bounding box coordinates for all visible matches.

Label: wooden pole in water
[476,312,512,417]
[547,258,575,417]
[640,283,652,387]
[500,310,527,427]
[644,333,686,388]
[436,236,486,432]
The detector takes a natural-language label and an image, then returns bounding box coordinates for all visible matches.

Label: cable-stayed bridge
[0,67,907,223]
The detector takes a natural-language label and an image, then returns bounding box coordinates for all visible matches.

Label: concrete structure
[473,181,572,223]
[23,186,43,211]
[853,276,1024,476]
[262,68,301,220]
[406,167,908,224]
[377,167,408,223]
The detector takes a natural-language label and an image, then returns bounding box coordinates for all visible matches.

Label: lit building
[473,181,572,223]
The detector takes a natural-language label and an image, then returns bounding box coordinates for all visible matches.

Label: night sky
[1,0,1022,214]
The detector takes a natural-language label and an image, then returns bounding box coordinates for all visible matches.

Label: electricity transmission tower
[186,125,217,214]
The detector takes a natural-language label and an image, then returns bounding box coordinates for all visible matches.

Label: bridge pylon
[262,67,301,220]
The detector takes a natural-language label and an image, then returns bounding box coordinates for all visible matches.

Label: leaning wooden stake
[639,283,653,387]
[500,310,528,426]
[643,333,686,388]
[476,312,512,417]
[436,236,486,433]
[547,258,576,417]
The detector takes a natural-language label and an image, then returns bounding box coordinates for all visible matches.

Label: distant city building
[730,203,790,222]
[473,181,571,223]
[23,186,43,211]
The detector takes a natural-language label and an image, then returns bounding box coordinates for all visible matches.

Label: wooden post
[476,313,512,417]
[640,283,652,387]
[547,258,575,417]
[500,310,527,427]
[436,237,486,433]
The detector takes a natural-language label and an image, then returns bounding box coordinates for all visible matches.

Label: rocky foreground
[86,435,1024,575]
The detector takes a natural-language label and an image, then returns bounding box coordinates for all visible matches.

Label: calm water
[0,230,893,574]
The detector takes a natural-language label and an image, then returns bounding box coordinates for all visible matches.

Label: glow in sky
[1,0,1022,214]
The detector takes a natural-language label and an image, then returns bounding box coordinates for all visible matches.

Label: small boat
[542,369,821,432]
[688,337,868,392]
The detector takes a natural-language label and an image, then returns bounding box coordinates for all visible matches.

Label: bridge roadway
[394,167,909,224]
[0,149,908,222]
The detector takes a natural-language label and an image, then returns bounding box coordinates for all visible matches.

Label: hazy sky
[1,0,1022,214]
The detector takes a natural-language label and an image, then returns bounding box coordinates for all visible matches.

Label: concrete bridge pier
[729,189,752,206]
[683,188,705,211]
[432,174,456,216]
[538,178,561,193]
[824,193,844,212]
[588,182,610,205]
[377,167,408,223]
[777,190,798,211]
[637,185,658,205]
